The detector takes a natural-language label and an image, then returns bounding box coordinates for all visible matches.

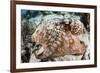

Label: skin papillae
[31,19,86,60]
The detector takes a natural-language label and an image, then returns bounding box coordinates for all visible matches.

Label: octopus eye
[36,30,39,33]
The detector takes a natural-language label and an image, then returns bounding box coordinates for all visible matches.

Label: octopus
[31,18,87,61]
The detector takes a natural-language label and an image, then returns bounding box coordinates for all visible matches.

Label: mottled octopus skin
[32,20,86,59]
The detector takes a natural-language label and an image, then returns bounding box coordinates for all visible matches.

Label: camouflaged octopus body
[32,18,86,59]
